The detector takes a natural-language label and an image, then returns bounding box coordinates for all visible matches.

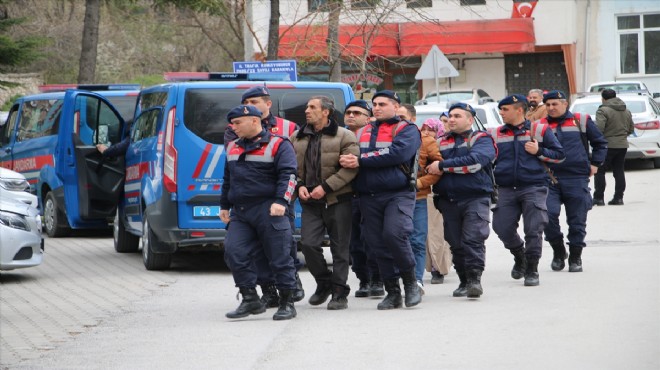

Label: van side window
[16,99,63,142]
[0,109,19,146]
[278,90,346,127]
[75,96,122,146]
[131,109,161,142]
[183,90,236,145]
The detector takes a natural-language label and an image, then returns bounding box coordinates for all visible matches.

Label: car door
[61,91,127,222]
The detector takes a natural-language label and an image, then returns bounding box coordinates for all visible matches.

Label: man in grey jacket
[593,89,635,206]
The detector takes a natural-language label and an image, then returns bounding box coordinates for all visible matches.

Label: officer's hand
[310,185,326,200]
[270,203,286,216]
[96,144,108,153]
[298,186,311,201]
[524,138,540,155]
[426,161,442,175]
[589,165,598,177]
[220,210,230,224]
[339,154,359,168]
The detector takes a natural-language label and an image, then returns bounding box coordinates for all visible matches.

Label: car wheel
[653,157,660,169]
[141,217,171,270]
[114,209,139,253]
[43,192,71,237]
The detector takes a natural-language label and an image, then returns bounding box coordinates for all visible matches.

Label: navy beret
[345,100,372,116]
[372,90,401,104]
[543,90,567,103]
[440,111,449,118]
[227,105,262,121]
[498,94,528,109]
[242,86,270,102]
[448,102,476,116]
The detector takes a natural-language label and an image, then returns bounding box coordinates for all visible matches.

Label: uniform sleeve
[273,138,298,206]
[440,134,497,174]
[322,129,359,192]
[358,123,421,168]
[103,136,130,158]
[595,108,607,133]
[537,125,565,164]
[220,158,231,210]
[586,117,608,166]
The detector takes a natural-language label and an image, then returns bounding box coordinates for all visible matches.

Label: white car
[415,88,495,107]
[587,81,660,102]
[413,104,487,131]
[570,93,660,168]
[0,197,44,270]
[0,167,38,209]
[473,102,504,129]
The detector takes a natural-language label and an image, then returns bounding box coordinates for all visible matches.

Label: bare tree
[266,0,279,60]
[327,0,341,81]
[78,0,100,83]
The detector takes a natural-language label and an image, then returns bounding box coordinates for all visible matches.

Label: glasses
[344,110,369,117]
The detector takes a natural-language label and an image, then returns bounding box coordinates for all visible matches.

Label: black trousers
[594,148,627,200]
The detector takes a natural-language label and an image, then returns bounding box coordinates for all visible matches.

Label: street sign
[233,60,298,81]
[415,45,459,80]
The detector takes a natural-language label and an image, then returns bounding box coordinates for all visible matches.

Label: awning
[278,18,535,59]
[399,18,535,55]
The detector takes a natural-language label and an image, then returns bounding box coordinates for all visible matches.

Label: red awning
[279,18,535,59]
[278,23,399,59]
[399,18,535,55]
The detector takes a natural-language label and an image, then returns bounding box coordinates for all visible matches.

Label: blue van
[114,79,355,270]
[0,85,139,237]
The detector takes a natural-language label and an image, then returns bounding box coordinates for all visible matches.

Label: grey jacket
[595,97,635,149]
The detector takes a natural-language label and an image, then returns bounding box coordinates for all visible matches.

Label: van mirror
[95,124,110,145]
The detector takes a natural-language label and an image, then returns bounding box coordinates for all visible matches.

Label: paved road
[2,162,659,369]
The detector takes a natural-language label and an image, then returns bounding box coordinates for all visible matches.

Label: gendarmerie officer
[539,90,607,272]
[427,102,497,299]
[220,105,298,320]
[338,90,422,310]
[490,95,565,287]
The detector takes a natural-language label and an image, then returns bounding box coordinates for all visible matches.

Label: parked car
[0,84,139,237]
[587,80,660,101]
[570,93,660,168]
[115,77,356,270]
[0,167,38,209]
[415,88,494,107]
[413,104,487,131]
[0,197,44,271]
[473,102,504,129]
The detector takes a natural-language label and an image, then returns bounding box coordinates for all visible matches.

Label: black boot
[377,279,402,310]
[549,239,567,271]
[226,287,266,319]
[368,273,385,297]
[568,246,583,272]
[308,281,332,306]
[259,283,279,308]
[355,280,370,298]
[453,270,468,297]
[401,270,422,307]
[466,269,483,298]
[292,272,305,302]
[273,289,297,320]
[524,257,540,286]
[431,271,444,284]
[510,246,527,280]
[327,285,349,310]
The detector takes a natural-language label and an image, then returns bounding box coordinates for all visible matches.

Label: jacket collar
[296,118,339,138]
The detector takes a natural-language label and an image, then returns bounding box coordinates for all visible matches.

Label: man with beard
[526,89,547,122]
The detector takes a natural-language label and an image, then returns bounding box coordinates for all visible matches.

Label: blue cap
[227,105,262,121]
[242,86,270,102]
[345,100,372,116]
[498,94,528,109]
[448,102,476,116]
[440,111,449,118]
[543,90,566,103]
[372,90,401,104]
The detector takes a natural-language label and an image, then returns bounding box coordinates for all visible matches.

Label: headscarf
[422,117,445,138]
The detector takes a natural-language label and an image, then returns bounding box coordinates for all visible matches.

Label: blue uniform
[433,130,497,271]
[220,129,298,290]
[355,117,420,280]
[540,112,608,249]
[490,120,565,258]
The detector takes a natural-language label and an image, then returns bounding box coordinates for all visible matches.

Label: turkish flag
[512,1,538,18]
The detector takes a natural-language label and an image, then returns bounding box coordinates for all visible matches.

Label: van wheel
[653,158,660,169]
[43,192,70,237]
[141,218,171,270]
[114,210,139,253]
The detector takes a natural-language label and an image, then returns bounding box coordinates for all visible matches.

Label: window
[407,0,432,8]
[617,13,660,75]
[308,0,328,12]
[352,0,380,9]
[131,109,161,143]
[74,96,122,146]
[460,0,486,5]
[16,99,63,142]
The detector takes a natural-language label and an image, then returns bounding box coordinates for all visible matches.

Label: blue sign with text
[233,60,298,81]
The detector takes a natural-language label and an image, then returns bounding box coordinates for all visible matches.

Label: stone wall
[0,73,43,108]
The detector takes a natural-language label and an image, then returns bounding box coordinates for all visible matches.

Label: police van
[114,73,355,270]
[0,84,139,237]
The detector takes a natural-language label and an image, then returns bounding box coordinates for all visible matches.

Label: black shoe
[466,270,483,298]
[401,270,422,307]
[593,198,605,206]
[568,247,583,272]
[292,273,305,302]
[510,246,527,280]
[368,280,385,297]
[453,271,467,297]
[355,281,370,298]
[259,284,280,308]
[549,239,567,272]
[226,287,267,319]
[273,289,297,320]
[327,286,349,310]
[431,271,444,284]
[608,198,624,205]
[524,258,540,286]
[377,280,402,310]
[308,282,332,306]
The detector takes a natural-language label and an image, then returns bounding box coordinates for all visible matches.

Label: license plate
[193,206,220,218]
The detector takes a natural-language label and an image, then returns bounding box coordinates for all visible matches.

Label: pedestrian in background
[525,89,547,122]
[339,90,422,310]
[292,96,359,310]
[220,105,298,320]
[593,88,635,206]
[491,95,565,287]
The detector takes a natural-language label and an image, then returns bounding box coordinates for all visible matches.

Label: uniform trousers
[349,197,379,283]
[492,185,549,259]
[437,196,490,271]
[224,202,297,290]
[359,191,416,280]
[425,194,452,276]
[255,205,302,285]
[545,177,592,248]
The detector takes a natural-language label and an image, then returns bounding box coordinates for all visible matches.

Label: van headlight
[0,177,30,192]
[0,210,31,231]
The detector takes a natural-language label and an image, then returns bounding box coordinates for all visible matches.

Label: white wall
[420,56,506,100]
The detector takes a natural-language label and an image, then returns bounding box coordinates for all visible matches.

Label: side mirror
[95,124,109,145]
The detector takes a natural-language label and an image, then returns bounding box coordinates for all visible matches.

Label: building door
[505,52,569,96]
